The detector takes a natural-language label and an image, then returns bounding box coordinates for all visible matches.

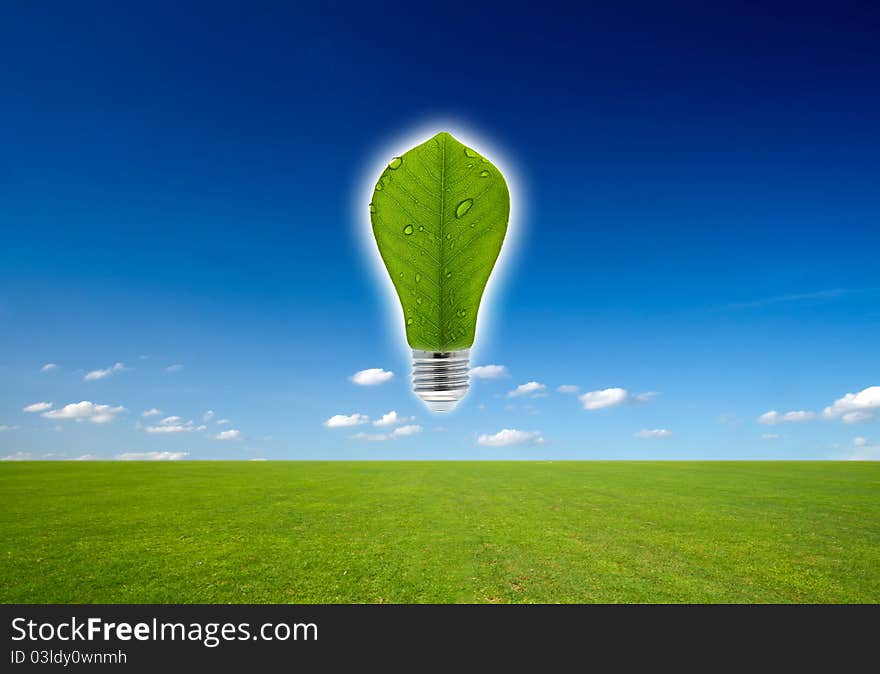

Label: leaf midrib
[438,134,446,349]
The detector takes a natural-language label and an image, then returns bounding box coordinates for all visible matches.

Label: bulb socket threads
[412,349,470,412]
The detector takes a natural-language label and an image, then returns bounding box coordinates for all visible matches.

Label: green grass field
[1,461,878,603]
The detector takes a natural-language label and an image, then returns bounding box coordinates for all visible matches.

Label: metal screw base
[412,349,470,412]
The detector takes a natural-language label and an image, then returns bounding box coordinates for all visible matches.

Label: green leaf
[370,132,510,351]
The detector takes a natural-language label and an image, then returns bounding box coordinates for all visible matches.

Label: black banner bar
[2,604,875,669]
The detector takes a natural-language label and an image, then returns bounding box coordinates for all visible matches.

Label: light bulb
[370,131,510,412]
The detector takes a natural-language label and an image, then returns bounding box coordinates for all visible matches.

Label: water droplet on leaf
[406,317,414,325]
[464,148,479,158]
[445,271,452,279]
[479,170,490,177]
[415,273,421,282]
[369,202,376,212]
[403,224,414,235]
[388,157,402,170]
[455,199,473,218]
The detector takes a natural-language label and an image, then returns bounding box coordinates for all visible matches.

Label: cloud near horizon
[1,452,35,461]
[115,451,188,461]
[352,424,422,441]
[477,429,545,447]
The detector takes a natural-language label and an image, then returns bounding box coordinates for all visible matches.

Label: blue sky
[1,2,878,461]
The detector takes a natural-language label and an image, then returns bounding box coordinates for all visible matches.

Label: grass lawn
[1,461,878,603]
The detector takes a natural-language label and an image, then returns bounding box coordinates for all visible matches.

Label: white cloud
[1,452,34,461]
[842,411,874,424]
[352,424,422,441]
[40,363,58,373]
[634,428,672,439]
[250,458,268,461]
[203,410,215,422]
[217,418,231,425]
[391,424,421,437]
[823,386,880,423]
[758,410,815,425]
[350,368,394,386]
[83,362,126,381]
[761,433,781,440]
[844,437,880,460]
[71,454,99,461]
[470,365,509,379]
[577,388,656,410]
[556,384,579,393]
[477,428,545,447]
[115,451,188,461]
[144,416,206,433]
[23,402,53,413]
[142,408,162,417]
[144,424,198,434]
[580,387,628,410]
[213,429,242,440]
[165,364,184,373]
[782,410,814,423]
[0,425,20,431]
[43,401,126,424]
[373,411,413,427]
[847,448,880,461]
[324,413,369,428]
[351,432,387,441]
[507,382,546,398]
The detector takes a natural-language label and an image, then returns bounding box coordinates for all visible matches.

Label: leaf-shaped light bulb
[370,131,510,412]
